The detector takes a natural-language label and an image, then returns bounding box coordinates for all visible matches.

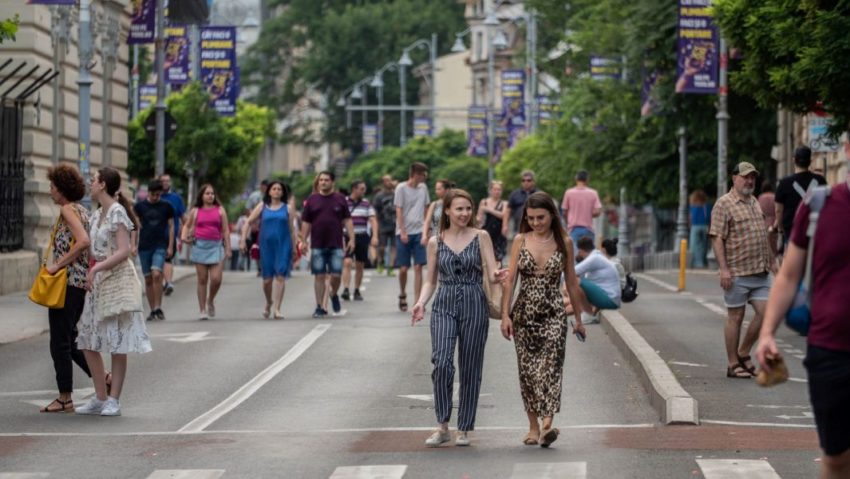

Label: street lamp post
[78,0,95,208]
[398,35,438,142]
[676,127,689,251]
[154,0,167,178]
[717,37,730,196]
[370,62,398,150]
[485,11,500,184]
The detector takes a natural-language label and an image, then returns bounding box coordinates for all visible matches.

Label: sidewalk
[0,265,196,345]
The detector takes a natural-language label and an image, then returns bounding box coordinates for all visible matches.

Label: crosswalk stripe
[510,462,587,479]
[329,465,407,479]
[696,459,781,478]
[0,474,50,479]
[144,470,225,479]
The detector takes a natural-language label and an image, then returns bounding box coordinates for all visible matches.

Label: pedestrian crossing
[0,459,792,478]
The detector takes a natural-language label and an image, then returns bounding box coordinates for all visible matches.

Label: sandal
[398,294,408,312]
[737,355,756,376]
[726,364,753,379]
[539,427,560,448]
[522,431,540,446]
[40,398,74,413]
[105,372,112,397]
[263,302,272,319]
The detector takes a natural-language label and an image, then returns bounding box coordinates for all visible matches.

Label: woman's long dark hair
[439,188,475,234]
[194,183,221,208]
[97,167,140,231]
[519,191,572,271]
[263,180,290,206]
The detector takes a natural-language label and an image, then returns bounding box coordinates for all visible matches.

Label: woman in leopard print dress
[500,192,586,448]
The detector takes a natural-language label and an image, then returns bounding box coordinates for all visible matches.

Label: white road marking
[0,474,50,478]
[785,349,803,354]
[0,387,94,398]
[669,361,708,368]
[701,419,815,428]
[696,459,781,479]
[694,297,727,317]
[151,332,217,343]
[510,462,587,479]
[746,404,810,410]
[776,412,814,420]
[788,377,808,383]
[178,324,331,433]
[635,273,679,292]
[398,383,491,402]
[145,471,225,479]
[329,465,406,479]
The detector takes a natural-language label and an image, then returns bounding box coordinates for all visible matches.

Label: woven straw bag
[96,259,143,320]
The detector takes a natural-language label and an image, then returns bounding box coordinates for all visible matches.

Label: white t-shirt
[393,182,430,235]
[575,249,622,304]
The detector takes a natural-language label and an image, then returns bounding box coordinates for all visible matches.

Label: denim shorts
[395,233,427,267]
[311,248,344,275]
[138,247,167,276]
[723,273,771,308]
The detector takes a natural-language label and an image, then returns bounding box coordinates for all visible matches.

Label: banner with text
[139,84,157,111]
[590,56,621,81]
[500,69,526,149]
[164,25,191,84]
[413,118,432,138]
[676,0,718,94]
[128,0,156,44]
[537,96,561,127]
[467,106,488,157]
[200,26,238,116]
[362,124,378,153]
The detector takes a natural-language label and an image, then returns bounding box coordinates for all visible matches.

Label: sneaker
[100,397,121,416]
[376,264,384,274]
[199,312,209,321]
[341,288,350,301]
[330,295,341,313]
[146,312,155,322]
[353,289,363,301]
[164,283,174,296]
[581,312,599,324]
[424,429,451,447]
[155,309,166,321]
[455,431,470,446]
[75,398,105,415]
[312,307,328,318]
[387,267,396,277]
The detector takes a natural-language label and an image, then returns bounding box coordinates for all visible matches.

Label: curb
[601,310,699,425]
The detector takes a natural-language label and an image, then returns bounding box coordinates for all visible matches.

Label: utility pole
[131,45,140,119]
[399,64,407,145]
[430,33,437,126]
[618,187,630,256]
[77,0,94,208]
[154,0,166,177]
[717,37,729,196]
[676,127,689,251]
[527,10,537,134]
[376,82,384,150]
[486,22,496,184]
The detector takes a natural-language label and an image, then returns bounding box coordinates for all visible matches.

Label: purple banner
[500,70,526,149]
[164,25,191,84]
[362,124,378,153]
[537,96,561,127]
[128,0,156,44]
[139,84,157,111]
[200,26,238,116]
[590,56,621,81]
[413,118,432,138]
[676,0,718,94]
[466,106,488,157]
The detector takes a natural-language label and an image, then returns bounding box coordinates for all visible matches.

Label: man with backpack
[774,146,827,248]
[372,175,397,276]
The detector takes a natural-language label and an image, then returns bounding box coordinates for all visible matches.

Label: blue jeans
[569,226,595,251]
[395,233,427,267]
[138,247,166,276]
[689,225,709,268]
[311,248,344,275]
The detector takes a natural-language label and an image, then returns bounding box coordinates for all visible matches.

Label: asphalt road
[0,269,820,478]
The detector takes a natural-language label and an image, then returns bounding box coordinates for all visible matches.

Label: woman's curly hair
[47,164,86,202]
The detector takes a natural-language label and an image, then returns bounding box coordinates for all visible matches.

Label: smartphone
[569,319,585,343]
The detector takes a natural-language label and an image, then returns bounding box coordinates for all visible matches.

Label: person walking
[411,189,506,447]
[300,171,354,318]
[421,179,454,241]
[756,173,850,478]
[373,175,398,276]
[394,162,430,312]
[774,146,827,248]
[340,180,379,302]
[39,165,93,413]
[240,181,296,319]
[499,191,585,448]
[477,180,507,263]
[181,184,231,320]
[688,189,712,268]
[502,170,538,238]
[134,179,175,321]
[710,161,776,379]
[560,170,603,246]
[159,173,186,296]
[75,167,152,417]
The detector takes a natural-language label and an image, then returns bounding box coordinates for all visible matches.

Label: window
[476,31,483,62]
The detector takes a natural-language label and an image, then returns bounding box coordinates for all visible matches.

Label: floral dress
[76,203,152,354]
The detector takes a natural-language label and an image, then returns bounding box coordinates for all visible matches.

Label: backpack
[376,193,396,226]
[621,273,638,303]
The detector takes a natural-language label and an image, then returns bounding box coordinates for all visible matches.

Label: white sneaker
[75,398,105,415]
[581,312,600,324]
[100,397,121,416]
[424,429,451,447]
[455,431,470,446]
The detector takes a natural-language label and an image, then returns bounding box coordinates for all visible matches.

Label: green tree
[714,1,850,135]
[0,15,18,44]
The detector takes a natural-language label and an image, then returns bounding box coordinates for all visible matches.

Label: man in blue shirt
[159,174,186,295]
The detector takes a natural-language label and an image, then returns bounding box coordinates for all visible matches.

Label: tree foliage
[128,83,274,203]
[0,15,18,44]
[714,0,850,135]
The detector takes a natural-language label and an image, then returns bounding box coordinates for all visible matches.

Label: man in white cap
[709,161,777,379]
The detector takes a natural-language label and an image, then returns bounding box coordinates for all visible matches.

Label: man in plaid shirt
[710,161,777,379]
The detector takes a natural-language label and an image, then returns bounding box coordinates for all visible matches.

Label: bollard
[678,239,688,291]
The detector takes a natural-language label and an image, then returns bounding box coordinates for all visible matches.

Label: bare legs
[821,449,850,479]
[725,301,765,372]
[272,276,285,317]
[82,351,127,400]
[262,278,273,317]
[195,262,224,317]
[143,270,163,312]
[397,264,424,303]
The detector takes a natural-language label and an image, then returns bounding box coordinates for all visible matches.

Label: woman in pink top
[181,184,231,320]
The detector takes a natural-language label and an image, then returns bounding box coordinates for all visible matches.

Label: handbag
[477,231,503,319]
[96,258,143,320]
[28,217,68,308]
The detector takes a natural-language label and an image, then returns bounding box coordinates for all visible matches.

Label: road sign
[144,110,179,143]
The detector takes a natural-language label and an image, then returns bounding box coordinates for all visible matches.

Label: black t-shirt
[774,171,827,233]
[134,200,175,250]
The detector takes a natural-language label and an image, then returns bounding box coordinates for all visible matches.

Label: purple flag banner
[413,118,432,138]
[466,106,488,157]
[128,0,156,44]
[164,25,191,84]
[27,0,75,4]
[139,84,157,111]
[200,26,238,116]
[500,70,525,148]
[537,96,561,127]
[676,0,718,94]
[590,56,621,81]
[362,124,378,153]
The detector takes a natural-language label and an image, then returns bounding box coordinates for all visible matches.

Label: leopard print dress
[510,244,568,417]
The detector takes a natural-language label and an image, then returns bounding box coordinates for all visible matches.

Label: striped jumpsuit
[430,235,489,432]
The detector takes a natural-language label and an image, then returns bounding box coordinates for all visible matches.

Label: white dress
[76,203,152,354]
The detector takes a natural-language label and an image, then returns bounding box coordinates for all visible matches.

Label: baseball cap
[733,161,759,177]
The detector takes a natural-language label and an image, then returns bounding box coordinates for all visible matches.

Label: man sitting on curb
[564,236,622,324]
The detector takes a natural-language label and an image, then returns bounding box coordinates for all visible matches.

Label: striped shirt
[346,196,375,235]
[709,191,772,277]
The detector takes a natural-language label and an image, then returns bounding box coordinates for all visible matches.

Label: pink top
[195,206,223,241]
[561,186,602,231]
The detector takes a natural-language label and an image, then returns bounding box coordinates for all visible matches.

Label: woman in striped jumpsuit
[412,189,507,447]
